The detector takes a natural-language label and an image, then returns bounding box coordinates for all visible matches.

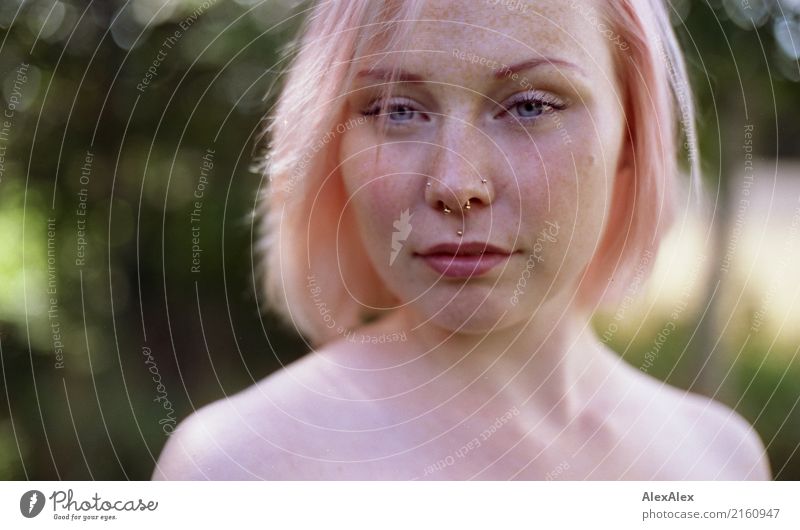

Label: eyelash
[360,97,425,125]
[359,91,566,127]
[500,91,566,122]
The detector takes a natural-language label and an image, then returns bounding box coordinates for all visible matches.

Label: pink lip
[415,241,516,278]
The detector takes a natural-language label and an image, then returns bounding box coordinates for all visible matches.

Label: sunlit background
[0,0,799,480]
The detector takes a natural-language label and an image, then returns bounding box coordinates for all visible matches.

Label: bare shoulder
[621,363,771,480]
[151,394,260,480]
[151,351,335,480]
[675,389,772,480]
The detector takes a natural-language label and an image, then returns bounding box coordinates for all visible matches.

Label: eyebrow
[355,57,584,84]
[355,68,424,83]
[493,58,585,79]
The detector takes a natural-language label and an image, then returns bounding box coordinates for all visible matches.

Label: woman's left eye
[501,91,566,121]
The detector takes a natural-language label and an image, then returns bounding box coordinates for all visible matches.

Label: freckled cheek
[505,135,611,257]
[558,140,615,257]
[576,141,615,229]
[339,131,374,191]
[501,139,574,220]
[340,129,420,184]
[340,148,414,244]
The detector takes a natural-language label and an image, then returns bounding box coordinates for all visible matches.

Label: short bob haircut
[257,0,700,347]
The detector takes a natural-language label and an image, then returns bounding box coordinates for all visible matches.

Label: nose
[425,125,495,215]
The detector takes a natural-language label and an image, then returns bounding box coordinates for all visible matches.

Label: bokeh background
[0,0,798,480]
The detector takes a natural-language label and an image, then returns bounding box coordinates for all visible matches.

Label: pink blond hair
[257,0,700,346]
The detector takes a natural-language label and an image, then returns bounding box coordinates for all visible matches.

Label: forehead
[390,0,617,80]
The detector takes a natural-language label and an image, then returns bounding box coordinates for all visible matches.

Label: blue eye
[503,91,565,121]
[514,99,546,118]
[386,104,416,122]
[361,98,425,124]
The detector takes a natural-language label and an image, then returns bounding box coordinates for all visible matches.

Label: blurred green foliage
[0,0,798,480]
[0,0,307,480]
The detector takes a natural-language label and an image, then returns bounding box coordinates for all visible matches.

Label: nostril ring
[464,199,471,210]
[442,205,451,214]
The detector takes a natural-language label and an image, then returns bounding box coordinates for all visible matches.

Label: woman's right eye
[361,98,427,125]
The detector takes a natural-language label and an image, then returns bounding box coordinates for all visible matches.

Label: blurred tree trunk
[691,84,746,403]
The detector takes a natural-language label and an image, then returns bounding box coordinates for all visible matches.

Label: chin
[412,287,533,334]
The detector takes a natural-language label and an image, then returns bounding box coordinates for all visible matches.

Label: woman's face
[338,0,628,332]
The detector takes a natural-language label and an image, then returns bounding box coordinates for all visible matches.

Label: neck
[369,293,616,420]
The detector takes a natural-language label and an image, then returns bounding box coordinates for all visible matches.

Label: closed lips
[415,242,518,278]
[416,242,513,256]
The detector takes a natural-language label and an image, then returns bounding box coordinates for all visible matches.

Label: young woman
[153,0,771,480]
